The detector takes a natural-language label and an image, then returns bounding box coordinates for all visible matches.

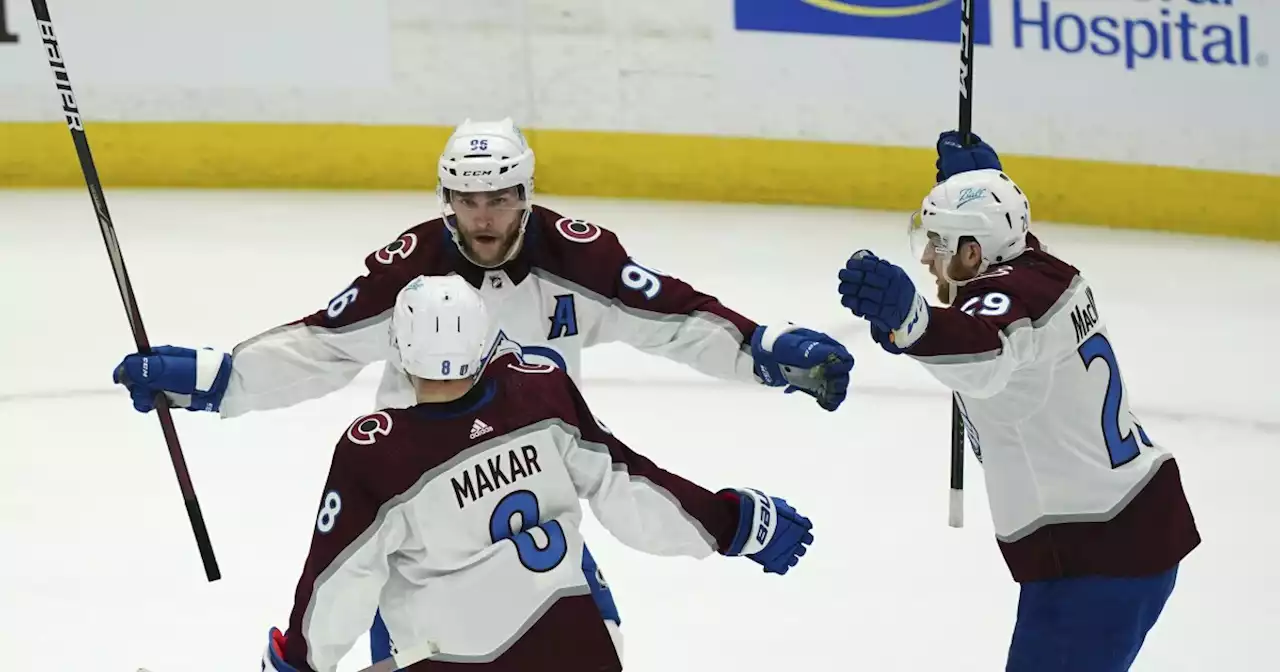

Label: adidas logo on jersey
[469,418,494,440]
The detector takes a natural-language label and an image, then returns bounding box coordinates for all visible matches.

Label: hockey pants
[1006,564,1178,672]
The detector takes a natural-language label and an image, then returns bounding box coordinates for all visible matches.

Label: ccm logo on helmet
[375,233,418,265]
[554,217,602,244]
[347,412,394,445]
[462,170,493,177]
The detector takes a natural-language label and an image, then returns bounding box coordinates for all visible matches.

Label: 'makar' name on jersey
[452,445,542,509]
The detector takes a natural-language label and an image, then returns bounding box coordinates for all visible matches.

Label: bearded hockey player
[113,118,851,420]
[835,133,1200,672]
[258,275,814,672]
[112,117,851,663]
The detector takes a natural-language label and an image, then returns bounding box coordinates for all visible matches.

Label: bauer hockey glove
[113,345,232,413]
[936,130,1002,182]
[719,488,813,575]
[838,251,930,353]
[750,324,854,411]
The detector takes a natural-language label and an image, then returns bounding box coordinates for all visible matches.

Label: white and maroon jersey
[220,206,761,418]
[906,234,1199,582]
[280,350,740,672]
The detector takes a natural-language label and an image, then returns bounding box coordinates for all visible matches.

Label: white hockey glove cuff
[891,293,930,350]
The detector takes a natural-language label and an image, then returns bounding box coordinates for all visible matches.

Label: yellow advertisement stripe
[1,121,1276,241]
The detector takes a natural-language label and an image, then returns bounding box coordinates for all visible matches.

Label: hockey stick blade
[31,0,220,581]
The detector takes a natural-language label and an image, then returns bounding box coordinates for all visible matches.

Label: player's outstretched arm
[112,229,424,418]
[555,372,813,574]
[837,251,1037,398]
[549,220,852,411]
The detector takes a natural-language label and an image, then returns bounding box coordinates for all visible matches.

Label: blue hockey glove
[838,251,930,352]
[936,130,1002,182]
[260,627,299,672]
[113,345,232,413]
[719,488,813,575]
[750,324,853,411]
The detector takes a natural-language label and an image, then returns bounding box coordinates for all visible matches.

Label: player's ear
[961,238,983,268]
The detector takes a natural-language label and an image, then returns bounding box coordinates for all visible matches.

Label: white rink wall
[0,0,1276,174]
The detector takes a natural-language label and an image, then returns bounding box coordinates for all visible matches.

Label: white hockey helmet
[909,168,1031,275]
[436,118,535,266]
[390,275,494,381]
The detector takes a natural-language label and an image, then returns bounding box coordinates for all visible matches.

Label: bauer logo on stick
[735,0,991,45]
[35,21,83,131]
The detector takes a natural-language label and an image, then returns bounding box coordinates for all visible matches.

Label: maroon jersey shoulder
[302,219,455,329]
[525,206,759,338]
[483,352,592,432]
[908,245,1081,358]
[952,248,1081,325]
[527,205,630,298]
[327,354,584,493]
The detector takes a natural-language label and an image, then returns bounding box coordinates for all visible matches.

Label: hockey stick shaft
[948,0,977,529]
[30,0,221,581]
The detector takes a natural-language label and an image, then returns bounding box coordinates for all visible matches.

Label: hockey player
[259,275,815,672]
[112,118,851,661]
[112,118,850,420]
[834,133,1200,671]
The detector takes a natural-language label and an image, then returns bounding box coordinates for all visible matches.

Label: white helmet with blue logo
[909,168,1031,272]
[436,118,536,267]
[391,275,494,382]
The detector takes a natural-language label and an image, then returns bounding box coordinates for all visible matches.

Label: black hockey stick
[948,0,977,530]
[31,0,221,581]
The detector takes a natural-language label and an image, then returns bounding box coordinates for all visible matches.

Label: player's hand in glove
[260,627,299,672]
[838,251,930,352]
[750,324,853,411]
[113,345,232,413]
[936,130,1002,182]
[719,488,813,575]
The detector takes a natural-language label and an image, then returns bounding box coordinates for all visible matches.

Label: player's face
[450,187,525,266]
[921,239,983,303]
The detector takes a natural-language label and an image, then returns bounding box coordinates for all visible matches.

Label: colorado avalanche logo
[375,232,419,265]
[554,218,602,244]
[346,411,394,445]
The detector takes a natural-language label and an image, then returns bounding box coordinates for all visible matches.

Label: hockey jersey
[221,206,761,417]
[907,234,1200,582]
[280,350,741,672]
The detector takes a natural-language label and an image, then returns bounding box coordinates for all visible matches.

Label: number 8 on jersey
[489,490,568,572]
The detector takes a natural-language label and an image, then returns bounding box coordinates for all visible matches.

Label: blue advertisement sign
[735,0,993,46]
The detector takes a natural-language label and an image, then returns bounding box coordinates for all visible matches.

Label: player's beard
[935,254,978,304]
[931,256,955,304]
[461,225,522,267]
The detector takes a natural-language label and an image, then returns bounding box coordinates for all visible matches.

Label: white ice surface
[1,190,1277,671]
